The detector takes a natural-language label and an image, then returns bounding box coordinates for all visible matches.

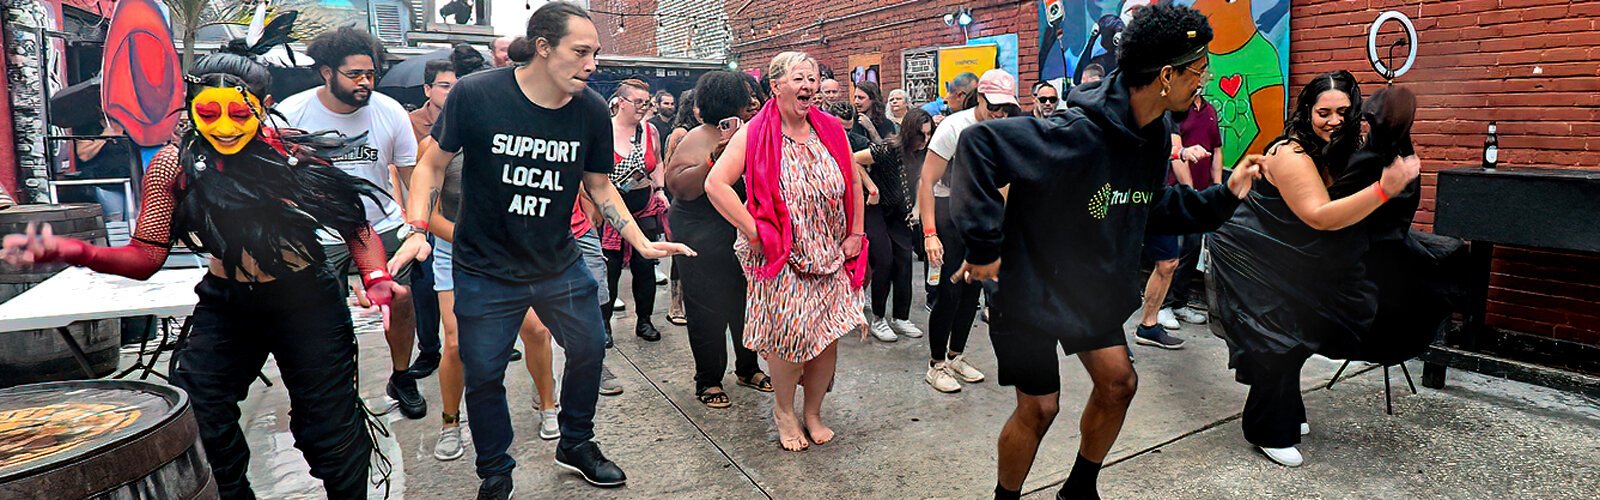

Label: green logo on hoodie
[1087,183,1154,220]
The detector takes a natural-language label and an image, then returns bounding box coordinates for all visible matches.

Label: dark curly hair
[424,59,453,86]
[694,71,754,125]
[897,107,934,161]
[854,81,892,133]
[1276,70,1363,177]
[672,89,700,130]
[450,42,486,77]
[1118,3,1214,87]
[306,27,381,72]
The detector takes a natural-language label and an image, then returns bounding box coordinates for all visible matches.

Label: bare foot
[774,408,809,452]
[803,413,834,445]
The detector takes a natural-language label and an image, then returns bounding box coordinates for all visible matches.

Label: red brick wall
[1293,0,1600,345]
[594,0,662,56]
[726,0,1043,109]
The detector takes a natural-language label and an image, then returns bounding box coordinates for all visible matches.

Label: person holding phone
[602,79,669,342]
[663,71,771,409]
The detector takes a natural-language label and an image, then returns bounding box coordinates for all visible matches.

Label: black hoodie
[951,73,1242,352]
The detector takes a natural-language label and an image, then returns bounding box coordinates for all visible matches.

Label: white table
[0,267,207,378]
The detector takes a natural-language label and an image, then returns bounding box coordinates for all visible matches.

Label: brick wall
[1291,0,1600,346]
[725,0,1044,109]
[593,0,661,56]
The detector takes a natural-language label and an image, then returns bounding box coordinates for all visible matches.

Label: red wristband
[406,219,429,232]
[924,227,938,237]
[361,269,394,290]
[1372,182,1391,203]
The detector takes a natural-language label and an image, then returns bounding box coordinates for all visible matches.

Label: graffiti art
[101,0,183,148]
[1037,0,1289,167]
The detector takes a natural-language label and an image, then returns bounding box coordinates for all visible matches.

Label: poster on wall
[901,47,939,107]
[847,53,881,96]
[1037,0,1289,166]
[937,44,997,99]
[966,34,1018,81]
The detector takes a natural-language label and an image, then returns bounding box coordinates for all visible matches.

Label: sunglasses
[338,69,378,83]
[1037,96,1060,104]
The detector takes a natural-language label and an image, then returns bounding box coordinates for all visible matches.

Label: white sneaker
[888,318,924,338]
[1157,308,1181,330]
[1173,306,1208,325]
[925,363,961,393]
[434,425,465,461]
[944,354,986,383]
[539,409,560,440]
[654,265,668,285]
[870,317,898,342]
[1258,445,1304,467]
[613,297,626,311]
[1300,422,1311,436]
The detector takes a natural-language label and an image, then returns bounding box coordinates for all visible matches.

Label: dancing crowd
[1,3,1438,499]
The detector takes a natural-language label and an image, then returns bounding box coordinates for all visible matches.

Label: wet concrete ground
[153,266,1598,499]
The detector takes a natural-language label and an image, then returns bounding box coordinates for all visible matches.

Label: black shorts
[1142,233,1181,262]
[991,330,1127,396]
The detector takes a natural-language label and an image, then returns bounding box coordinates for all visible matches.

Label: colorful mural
[1037,0,1288,166]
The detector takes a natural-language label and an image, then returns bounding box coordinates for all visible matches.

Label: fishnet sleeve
[344,224,393,288]
[57,146,178,280]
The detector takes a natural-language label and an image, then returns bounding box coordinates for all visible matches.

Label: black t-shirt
[432,67,613,282]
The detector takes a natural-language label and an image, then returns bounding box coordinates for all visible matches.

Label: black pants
[603,224,662,326]
[1164,233,1204,309]
[928,197,980,361]
[171,270,370,499]
[411,235,441,355]
[1239,354,1309,449]
[865,205,915,320]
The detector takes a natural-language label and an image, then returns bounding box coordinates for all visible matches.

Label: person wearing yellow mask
[2,38,403,498]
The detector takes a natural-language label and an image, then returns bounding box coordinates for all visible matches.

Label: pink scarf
[744,100,868,289]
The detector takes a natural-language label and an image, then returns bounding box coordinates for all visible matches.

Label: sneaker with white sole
[1134,323,1185,350]
[539,409,560,440]
[925,363,961,393]
[1173,306,1207,325]
[888,318,924,338]
[944,354,986,383]
[1258,445,1304,467]
[869,317,898,342]
[613,298,626,311]
[1157,308,1181,330]
[434,425,465,461]
[599,366,624,396]
[654,266,668,285]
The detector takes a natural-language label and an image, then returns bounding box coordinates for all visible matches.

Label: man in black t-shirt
[393,4,692,497]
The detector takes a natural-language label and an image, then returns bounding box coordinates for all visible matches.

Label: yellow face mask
[189,87,263,155]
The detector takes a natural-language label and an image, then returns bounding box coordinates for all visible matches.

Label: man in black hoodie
[951,5,1263,499]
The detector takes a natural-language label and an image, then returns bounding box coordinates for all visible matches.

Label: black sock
[1057,454,1102,499]
[994,483,1022,500]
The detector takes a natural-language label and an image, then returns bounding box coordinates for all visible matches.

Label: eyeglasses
[1183,64,1212,83]
[338,69,378,83]
[620,97,652,110]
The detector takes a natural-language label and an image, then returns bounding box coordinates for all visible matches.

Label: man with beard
[492,35,514,68]
[650,90,676,158]
[277,27,429,421]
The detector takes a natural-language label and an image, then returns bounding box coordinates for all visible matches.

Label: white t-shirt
[926,108,978,198]
[275,88,418,243]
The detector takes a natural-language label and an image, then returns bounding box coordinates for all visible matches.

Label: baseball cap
[977,69,1018,106]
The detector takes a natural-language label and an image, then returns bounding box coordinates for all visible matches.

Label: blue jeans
[454,258,607,478]
[576,229,609,306]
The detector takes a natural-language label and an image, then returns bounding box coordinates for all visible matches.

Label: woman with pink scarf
[705,51,868,452]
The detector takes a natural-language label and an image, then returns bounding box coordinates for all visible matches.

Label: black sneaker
[554,441,627,487]
[407,351,442,378]
[509,348,523,362]
[604,322,615,349]
[387,372,428,419]
[1134,323,1185,350]
[635,321,661,342]
[476,474,514,500]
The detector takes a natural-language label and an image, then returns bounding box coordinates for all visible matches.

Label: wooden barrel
[0,204,120,386]
[0,203,109,304]
[0,381,216,499]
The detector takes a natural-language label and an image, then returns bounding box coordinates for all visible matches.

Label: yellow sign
[937,45,997,98]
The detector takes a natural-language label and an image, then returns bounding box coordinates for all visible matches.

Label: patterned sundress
[736,133,867,363]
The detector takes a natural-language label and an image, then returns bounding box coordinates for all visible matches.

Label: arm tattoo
[600,201,631,231]
[424,188,440,217]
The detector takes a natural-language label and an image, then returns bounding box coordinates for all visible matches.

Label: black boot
[635,320,661,342]
[387,370,427,419]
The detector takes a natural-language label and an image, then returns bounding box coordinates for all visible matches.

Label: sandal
[696,388,732,409]
[736,372,774,393]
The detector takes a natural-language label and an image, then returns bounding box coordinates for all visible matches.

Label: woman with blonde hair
[705,51,867,452]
